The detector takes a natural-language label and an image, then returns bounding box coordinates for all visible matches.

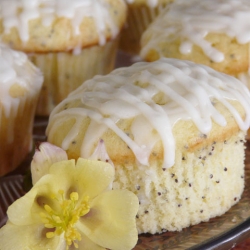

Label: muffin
[140,0,250,79]
[119,0,174,55]
[0,44,43,176]
[46,58,250,234]
[0,0,127,116]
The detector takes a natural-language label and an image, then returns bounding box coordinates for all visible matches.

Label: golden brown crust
[126,0,173,7]
[47,99,246,167]
[0,0,127,52]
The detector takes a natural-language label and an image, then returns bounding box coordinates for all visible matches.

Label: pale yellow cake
[0,44,43,176]
[0,0,127,115]
[46,58,250,233]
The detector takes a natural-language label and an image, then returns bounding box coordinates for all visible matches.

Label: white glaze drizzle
[0,44,43,117]
[125,0,159,8]
[140,0,250,62]
[0,0,120,46]
[46,58,250,169]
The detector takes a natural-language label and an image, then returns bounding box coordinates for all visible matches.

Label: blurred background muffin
[140,0,250,81]
[119,0,174,55]
[46,58,250,233]
[0,44,43,176]
[0,0,127,116]
[140,0,250,138]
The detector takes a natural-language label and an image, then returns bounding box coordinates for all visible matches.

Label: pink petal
[31,142,68,185]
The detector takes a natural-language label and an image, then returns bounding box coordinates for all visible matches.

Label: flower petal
[7,174,59,225]
[4,158,119,250]
[9,158,113,226]
[8,160,75,226]
[0,222,65,250]
[77,190,139,250]
[69,233,105,250]
[49,158,115,200]
[7,182,41,225]
[89,139,114,167]
[31,142,68,185]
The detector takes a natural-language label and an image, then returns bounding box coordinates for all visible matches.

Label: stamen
[70,192,79,201]
[44,205,53,213]
[40,190,90,249]
[46,232,55,238]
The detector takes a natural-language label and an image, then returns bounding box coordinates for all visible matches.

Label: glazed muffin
[46,58,250,234]
[0,44,43,176]
[0,0,127,116]
[140,0,250,78]
[140,0,250,138]
[119,0,174,55]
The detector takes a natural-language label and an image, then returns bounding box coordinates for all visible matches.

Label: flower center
[40,190,90,249]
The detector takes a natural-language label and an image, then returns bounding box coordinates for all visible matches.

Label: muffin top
[140,0,250,74]
[46,58,250,169]
[0,44,43,116]
[0,0,127,53]
[125,0,170,7]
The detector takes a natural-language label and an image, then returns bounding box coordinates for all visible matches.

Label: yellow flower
[0,144,139,250]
